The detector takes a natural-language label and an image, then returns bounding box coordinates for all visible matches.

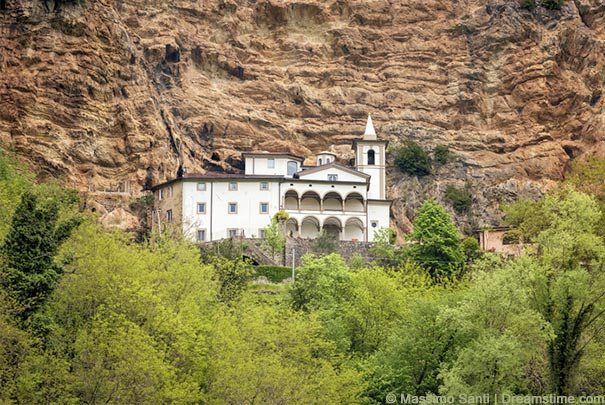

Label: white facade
[152,115,392,243]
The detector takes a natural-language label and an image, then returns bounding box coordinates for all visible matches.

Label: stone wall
[284,238,374,268]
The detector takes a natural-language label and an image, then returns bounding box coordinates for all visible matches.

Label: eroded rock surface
[1,0,604,231]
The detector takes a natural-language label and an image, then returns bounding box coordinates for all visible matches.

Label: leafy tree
[0,151,32,242]
[440,261,553,396]
[434,145,450,165]
[393,141,432,176]
[502,197,548,242]
[0,191,80,321]
[262,215,286,259]
[365,290,461,400]
[205,299,364,404]
[370,227,399,267]
[211,256,254,304]
[502,188,605,395]
[406,200,464,278]
[460,236,481,262]
[290,254,352,312]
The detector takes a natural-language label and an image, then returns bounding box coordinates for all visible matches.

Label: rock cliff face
[1,0,604,233]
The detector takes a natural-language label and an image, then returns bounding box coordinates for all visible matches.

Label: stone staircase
[243,239,283,266]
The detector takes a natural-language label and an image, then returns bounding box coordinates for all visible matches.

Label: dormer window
[368,149,375,165]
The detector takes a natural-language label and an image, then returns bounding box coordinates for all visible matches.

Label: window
[259,229,266,239]
[368,149,376,165]
[328,174,338,182]
[168,186,173,197]
[371,220,378,228]
[228,228,238,238]
[229,181,237,191]
[197,202,206,214]
[260,182,269,190]
[319,158,323,165]
[197,229,206,242]
[197,182,206,191]
[166,209,173,223]
[287,161,297,176]
[228,202,237,214]
[159,189,164,200]
[326,158,331,163]
[260,202,269,214]
[267,158,275,168]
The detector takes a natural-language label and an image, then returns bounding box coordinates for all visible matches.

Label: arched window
[287,161,298,176]
[318,158,323,165]
[368,149,376,165]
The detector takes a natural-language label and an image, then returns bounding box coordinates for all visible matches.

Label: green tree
[503,188,605,395]
[0,191,80,321]
[406,200,464,278]
[290,254,352,312]
[262,215,286,259]
[393,141,432,176]
[205,299,364,404]
[440,260,553,396]
[365,289,461,400]
[370,227,399,267]
[0,150,32,242]
[461,236,481,262]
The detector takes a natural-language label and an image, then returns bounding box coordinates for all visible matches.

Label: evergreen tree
[0,191,79,320]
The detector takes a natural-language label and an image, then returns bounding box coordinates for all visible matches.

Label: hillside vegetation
[1,150,605,402]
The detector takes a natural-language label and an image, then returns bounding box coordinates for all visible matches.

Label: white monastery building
[151,115,392,243]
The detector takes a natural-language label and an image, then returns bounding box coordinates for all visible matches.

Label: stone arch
[301,190,321,211]
[301,216,320,238]
[284,189,299,210]
[345,192,365,212]
[286,217,299,237]
[322,216,342,240]
[344,217,365,241]
[323,191,343,211]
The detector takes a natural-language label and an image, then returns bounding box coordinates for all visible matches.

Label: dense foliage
[1,151,605,402]
[392,141,432,176]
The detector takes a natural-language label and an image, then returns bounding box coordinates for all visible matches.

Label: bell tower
[354,114,388,200]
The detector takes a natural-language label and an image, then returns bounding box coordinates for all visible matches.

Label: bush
[461,237,481,262]
[434,145,449,165]
[520,0,536,9]
[393,141,432,176]
[541,0,564,9]
[444,184,472,213]
[254,265,292,283]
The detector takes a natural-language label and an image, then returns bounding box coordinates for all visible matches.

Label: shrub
[444,184,472,213]
[520,0,536,9]
[541,0,565,9]
[254,265,292,283]
[461,237,481,262]
[393,141,432,176]
[434,145,450,165]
